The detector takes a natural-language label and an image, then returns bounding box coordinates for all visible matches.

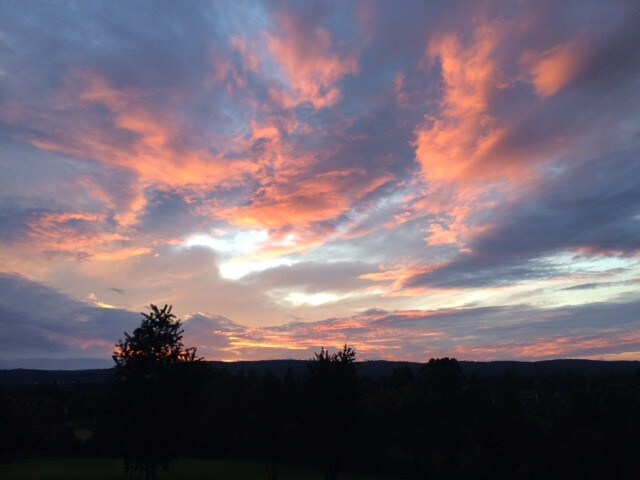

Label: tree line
[1,305,640,479]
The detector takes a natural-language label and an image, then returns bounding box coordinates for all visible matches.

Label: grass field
[0,457,399,480]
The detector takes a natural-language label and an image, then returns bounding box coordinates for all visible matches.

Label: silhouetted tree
[112,304,201,480]
[250,370,298,480]
[305,345,359,480]
[113,304,198,376]
[408,358,467,480]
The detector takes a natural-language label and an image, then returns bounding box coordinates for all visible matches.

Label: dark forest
[2,355,640,479]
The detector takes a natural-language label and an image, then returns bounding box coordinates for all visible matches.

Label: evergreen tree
[114,304,197,376]
[112,304,201,480]
[306,345,359,480]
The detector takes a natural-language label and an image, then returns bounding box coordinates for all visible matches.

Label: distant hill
[459,359,640,377]
[1,359,639,385]
[0,368,116,385]
[209,358,640,378]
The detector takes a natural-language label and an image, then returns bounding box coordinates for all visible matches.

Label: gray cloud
[212,299,640,362]
[244,261,374,294]
[0,273,138,363]
[408,145,640,289]
[2,273,639,367]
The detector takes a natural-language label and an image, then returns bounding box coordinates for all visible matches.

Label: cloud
[0,273,138,362]
[397,3,640,290]
[1,1,639,364]
[1,1,399,256]
[2,273,639,367]
[27,69,257,191]
[244,261,374,294]
[228,168,394,230]
[180,300,640,362]
[0,3,262,235]
[404,146,640,290]
[525,39,587,98]
[265,9,358,108]
[410,20,525,248]
[408,3,640,252]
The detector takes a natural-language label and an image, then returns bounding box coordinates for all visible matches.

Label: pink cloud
[524,39,587,98]
[200,115,396,236]
[410,21,587,249]
[226,168,392,229]
[181,308,454,362]
[411,26,515,247]
[74,71,257,185]
[184,306,640,363]
[19,70,261,230]
[24,211,152,260]
[454,331,640,361]
[266,10,358,108]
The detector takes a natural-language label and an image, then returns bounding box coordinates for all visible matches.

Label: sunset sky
[1,1,640,369]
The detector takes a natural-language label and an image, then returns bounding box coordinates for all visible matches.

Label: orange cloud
[71,175,147,229]
[25,211,151,260]
[409,25,601,254]
[453,331,640,361]
[267,11,358,108]
[27,71,259,228]
[47,71,254,187]
[415,27,508,183]
[525,40,586,98]
[411,23,536,248]
[182,308,452,362]
[226,168,393,229]
[78,71,256,184]
[360,263,441,295]
[411,32,501,246]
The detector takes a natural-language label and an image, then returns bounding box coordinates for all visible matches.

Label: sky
[1,1,640,369]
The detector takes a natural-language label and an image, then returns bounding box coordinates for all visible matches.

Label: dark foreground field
[0,458,397,480]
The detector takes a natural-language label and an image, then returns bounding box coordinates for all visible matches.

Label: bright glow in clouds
[185,230,268,255]
[183,230,296,279]
[220,257,297,281]
[285,292,342,307]
[1,1,640,367]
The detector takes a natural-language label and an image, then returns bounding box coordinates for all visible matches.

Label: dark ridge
[207,359,309,377]
[1,359,639,385]
[459,359,640,377]
[206,359,640,379]
[0,368,116,385]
